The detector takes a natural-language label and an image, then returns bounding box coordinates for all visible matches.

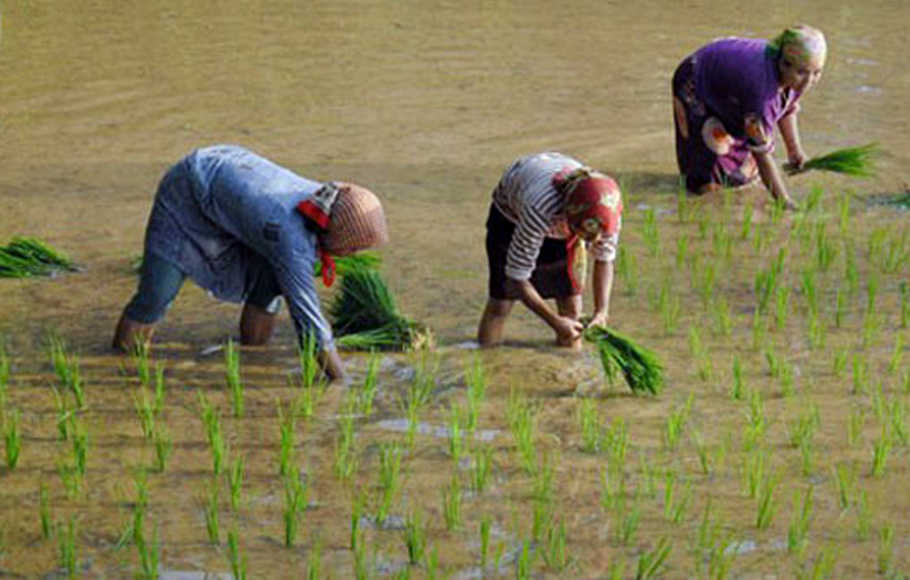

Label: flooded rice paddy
[1,0,910,578]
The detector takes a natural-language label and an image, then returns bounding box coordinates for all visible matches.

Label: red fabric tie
[320,248,336,287]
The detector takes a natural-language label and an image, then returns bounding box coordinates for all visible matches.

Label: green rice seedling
[691,430,712,475]
[788,402,820,449]
[135,522,160,580]
[425,545,441,580]
[376,443,403,524]
[296,332,322,391]
[130,341,152,388]
[815,224,837,272]
[479,515,491,568]
[743,389,766,450]
[442,472,462,530]
[608,558,626,580]
[578,398,604,453]
[515,540,533,580]
[787,486,813,556]
[888,397,907,445]
[306,536,323,580]
[870,423,892,477]
[617,245,639,296]
[832,462,856,511]
[531,496,553,543]
[0,237,75,277]
[901,282,910,328]
[277,400,296,477]
[740,202,754,240]
[712,222,732,262]
[447,406,464,463]
[799,143,879,176]
[697,209,710,239]
[0,340,9,410]
[203,479,220,544]
[584,326,664,395]
[887,334,903,375]
[855,488,871,540]
[697,261,717,308]
[751,311,767,350]
[742,448,767,499]
[533,451,555,505]
[755,471,780,529]
[227,454,244,511]
[779,359,796,397]
[666,475,693,525]
[606,418,630,481]
[847,407,866,447]
[664,393,693,451]
[58,461,82,499]
[770,196,787,224]
[49,336,84,409]
[659,279,681,335]
[871,382,886,423]
[832,349,847,378]
[403,508,426,565]
[752,222,768,252]
[638,452,659,497]
[152,364,165,416]
[797,544,838,580]
[464,356,486,433]
[614,487,641,544]
[804,184,824,213]
[283,475,308,547]
[352,528,368,580]
[333,402,358,481]
[800,269,818,317]
[507,389,538,473]
[642,207,660,257]
[688,325,704,358]
[152,425,172,473]
[57,516,79,577]
[731,355,745,400]
[851,354,868,395]
[834,287,846,328]
[470,445,493,493]
[71,421,88,478]
[224,339,243,418]
[134,386,156,440]
[676,185,689,223]
[712,295,733,336]
[844,242,858,297]
[636,537,672,580]
[675,235,689,269]
[877,522,894,575]
[357,353,381,418]
[807,311,827,351]
[198,392,225,474]
[838,191,851,235]
[39,483,52,539]
[3,409,21,469]
[543,516,568,572]
[350,489,366,550]
[227,528,247,580]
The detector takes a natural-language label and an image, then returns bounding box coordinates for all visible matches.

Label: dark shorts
[124,251,282,324]
[485,204,580,300]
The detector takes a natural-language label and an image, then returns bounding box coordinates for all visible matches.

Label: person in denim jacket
[112,145,388,381]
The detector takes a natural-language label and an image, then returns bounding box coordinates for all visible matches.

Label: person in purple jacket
[112,145,388,382]
[672,25,827,208]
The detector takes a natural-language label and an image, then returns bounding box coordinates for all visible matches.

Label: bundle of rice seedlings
[0,237,77,278]
[314,252,382,280]
[793,143,880,177]
[583,325,664,395]
[330,265,433,351]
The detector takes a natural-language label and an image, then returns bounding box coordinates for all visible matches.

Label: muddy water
[1,0,909,577]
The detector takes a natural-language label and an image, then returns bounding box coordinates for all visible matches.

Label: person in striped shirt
[112,145,388,382]
[478,152,623,349]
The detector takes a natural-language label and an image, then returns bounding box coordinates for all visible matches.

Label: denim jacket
[144,145,334,349]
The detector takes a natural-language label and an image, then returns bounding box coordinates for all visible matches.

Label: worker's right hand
[553,316,584,347]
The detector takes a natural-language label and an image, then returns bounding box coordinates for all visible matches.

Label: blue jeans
[124,252,282,323]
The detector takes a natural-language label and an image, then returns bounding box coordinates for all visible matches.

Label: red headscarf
[554,167,623,237]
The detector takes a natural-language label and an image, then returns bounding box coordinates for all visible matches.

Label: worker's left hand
[587,311,609,329]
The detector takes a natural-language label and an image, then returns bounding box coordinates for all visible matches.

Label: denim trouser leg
[123,253,186,324]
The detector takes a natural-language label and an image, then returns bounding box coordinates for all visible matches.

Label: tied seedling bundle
[0,237,77,278]
[584,325,664,395]
[329,263,433,351]
[790,143,880,177]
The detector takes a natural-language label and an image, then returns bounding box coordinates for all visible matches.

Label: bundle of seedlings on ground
[584,325,664,395]
[329,263,433,351]
[0,237,77,278]
[791,143,880,177]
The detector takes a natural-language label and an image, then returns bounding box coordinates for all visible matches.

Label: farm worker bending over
[112,145,388,382]
[672,25,827,208]
[477,152,623,349]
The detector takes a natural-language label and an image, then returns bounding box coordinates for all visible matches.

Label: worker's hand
[587,311,609,329]
[788,149,808,171]
[553,316,584,348]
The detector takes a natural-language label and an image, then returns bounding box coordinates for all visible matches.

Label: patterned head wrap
[554,167,623,237]
[769,25,827,69]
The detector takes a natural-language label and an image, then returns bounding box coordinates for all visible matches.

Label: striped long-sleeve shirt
[491,152,620,281]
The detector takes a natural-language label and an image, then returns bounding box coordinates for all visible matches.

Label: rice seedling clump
[796,143,880,177]
[584,325,665,395]
[0,237,77,278]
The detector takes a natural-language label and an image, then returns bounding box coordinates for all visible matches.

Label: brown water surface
[1,1,909,578]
